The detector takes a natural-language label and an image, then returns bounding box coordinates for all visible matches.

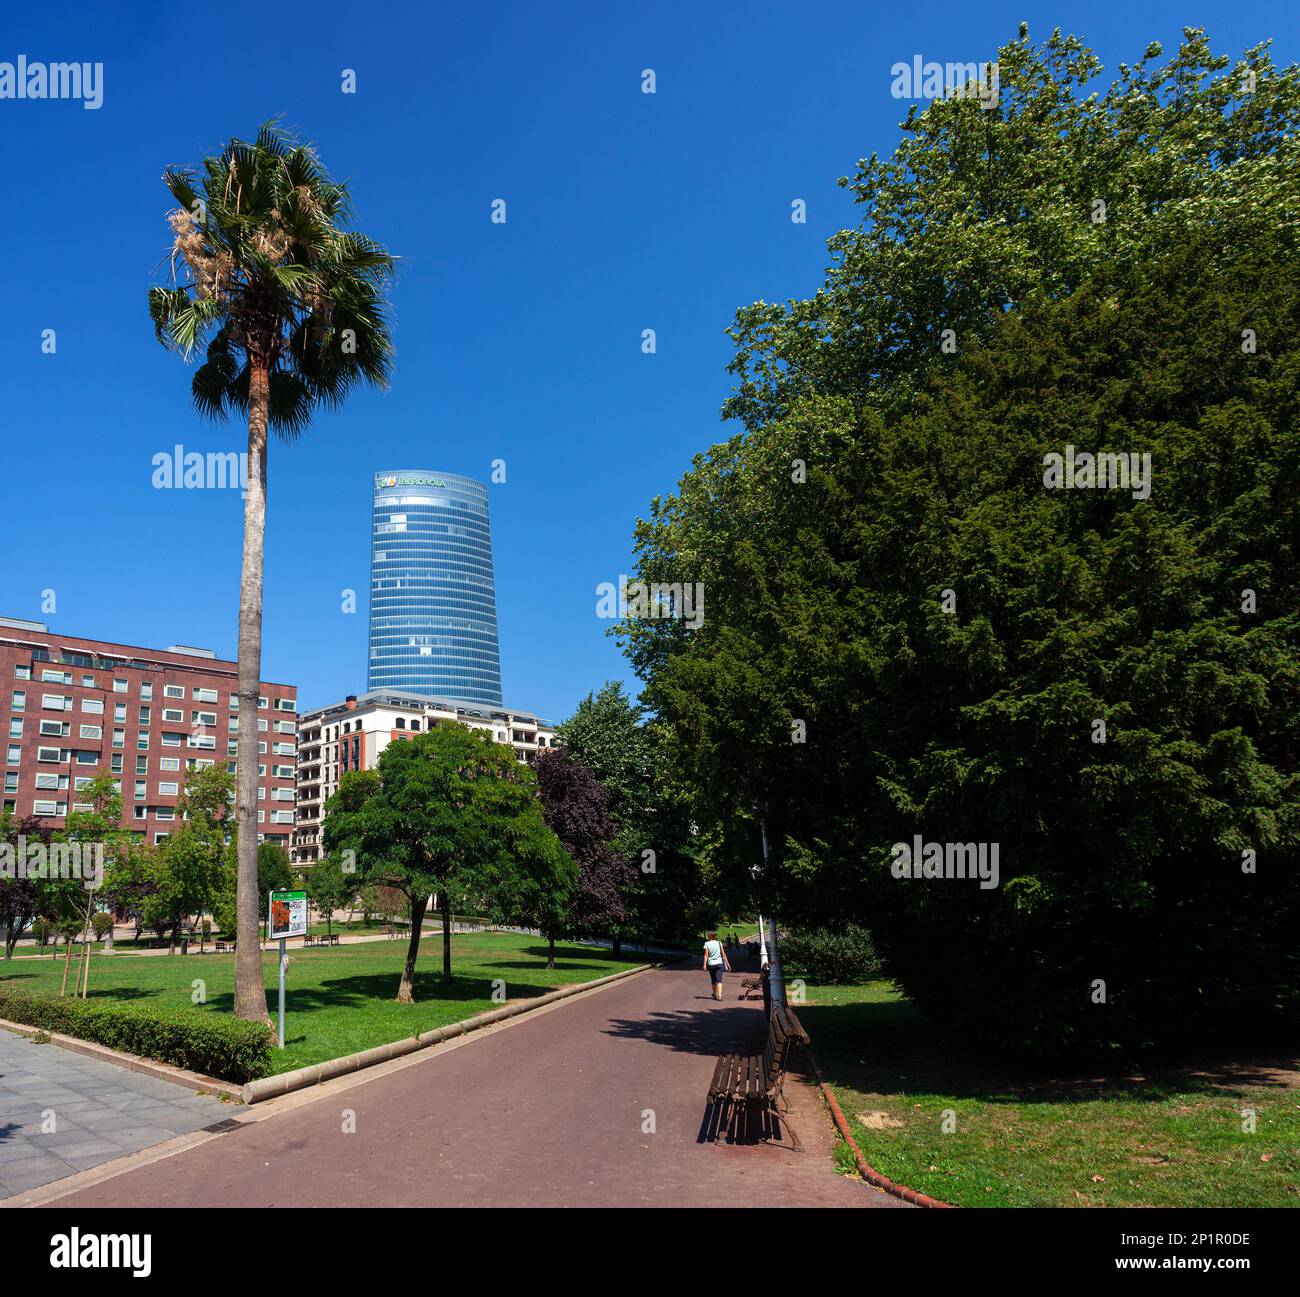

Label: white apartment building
[291,689,557,865]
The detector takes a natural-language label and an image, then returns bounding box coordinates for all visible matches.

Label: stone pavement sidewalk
[0,1029,225,1198]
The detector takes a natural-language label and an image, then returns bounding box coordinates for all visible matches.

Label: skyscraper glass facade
[367,470,504,707]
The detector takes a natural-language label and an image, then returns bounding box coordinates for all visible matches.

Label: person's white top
[704,938,724,966]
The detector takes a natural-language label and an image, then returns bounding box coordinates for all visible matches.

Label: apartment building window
[33,800,67,816]
[273,765,293,779]
[139,706,151,724]
[81,675,96,688]
[272,787,294,801]
[5,746,18,765]
[276,720,295,734]
[140,683,153,701]
[110,754,123,774]
[11,691,25,711]
[162,733,182,748]
[160,757,180,771]
[227,741,238,757]
[9,719,23,738]
[4,773,17,794]
[137,733,149,750]
[136,756,148,775]
[112,728,125,749]
[134,781,146,800]
[34,772,66,790]
[192,687,218,704]
[162,708,183,723]
[74,776,93,791]
[113,703,126,722]
[164,685,184,699]
[81,699,104,715]
[37,746,60,763]
[258,696,268,709]
[159,781,179,796]
[14,665,31,680]
[75,752,98,766]
[43,694,72,711]
[133,806,146,820]
[79,724,103,740]
[276,698,296,711]
[156,807,174,821]
[38,720,67,737]
[113,678,128,693]
[41,669,71,684]
[258,719,268,732]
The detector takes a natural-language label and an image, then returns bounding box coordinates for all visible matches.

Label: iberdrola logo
[385,476,397,487]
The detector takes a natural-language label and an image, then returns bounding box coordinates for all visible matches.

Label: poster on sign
[268,890,308,941]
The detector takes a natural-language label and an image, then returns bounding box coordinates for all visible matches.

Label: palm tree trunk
[234,352,272,1023]
[440,891,452,983]
[396,895,428,1003]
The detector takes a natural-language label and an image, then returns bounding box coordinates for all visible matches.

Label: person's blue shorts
[709,964,725,985]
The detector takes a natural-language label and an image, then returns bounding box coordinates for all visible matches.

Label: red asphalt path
[42,960,905,1208]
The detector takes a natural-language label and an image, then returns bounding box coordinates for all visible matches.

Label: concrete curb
[241,961,655,1104]
[807,1049,955,1209]
[0,1017,242,1103]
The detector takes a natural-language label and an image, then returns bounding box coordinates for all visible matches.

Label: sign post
[267,890,307,1049]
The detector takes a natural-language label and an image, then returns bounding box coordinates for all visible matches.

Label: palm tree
[149,121,395,1021]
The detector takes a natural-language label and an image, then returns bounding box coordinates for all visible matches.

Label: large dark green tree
[149,121,396,1022]
[621,27,1300,1058]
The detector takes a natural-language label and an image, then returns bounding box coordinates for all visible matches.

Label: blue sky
[2,1,1295,721]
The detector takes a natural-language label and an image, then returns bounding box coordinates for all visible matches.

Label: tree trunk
[547,933,556,970]
[612,933,622,957]
[60,939,73,997]
[396,894,428,1003]
[440,891,452,983]
[234,351,273,1023]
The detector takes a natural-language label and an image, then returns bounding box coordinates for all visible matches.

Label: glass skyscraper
[367,470,504,707]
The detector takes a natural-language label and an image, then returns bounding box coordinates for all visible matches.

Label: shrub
[91,912,114,941]
[30,917,52,947]
[0,987,273,1083]
[779,924,879,984]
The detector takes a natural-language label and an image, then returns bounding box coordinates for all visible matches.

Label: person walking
[702,930,731,1001]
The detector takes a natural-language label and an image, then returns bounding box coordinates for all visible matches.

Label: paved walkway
[0,1030,225,1197]
[38,961,904,1208]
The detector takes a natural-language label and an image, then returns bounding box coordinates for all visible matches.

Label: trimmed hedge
[779,924,879,985]
[0,987,273,1083]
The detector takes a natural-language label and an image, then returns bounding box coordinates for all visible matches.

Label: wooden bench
[739,974,764,1001]
[214,940,235,953]
[706,1003,810,1148]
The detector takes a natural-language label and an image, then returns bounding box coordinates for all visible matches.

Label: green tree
[556,683,708,946]
[620,28,1300,1057]
[149,121,396,1021]
[305,854,354,937]
[323,724,576,1001]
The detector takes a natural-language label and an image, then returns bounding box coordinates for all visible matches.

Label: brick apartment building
[0,616,297,848]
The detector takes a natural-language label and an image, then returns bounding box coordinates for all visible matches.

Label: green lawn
[1,932,637,1076]
[799,981,1300,1208]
